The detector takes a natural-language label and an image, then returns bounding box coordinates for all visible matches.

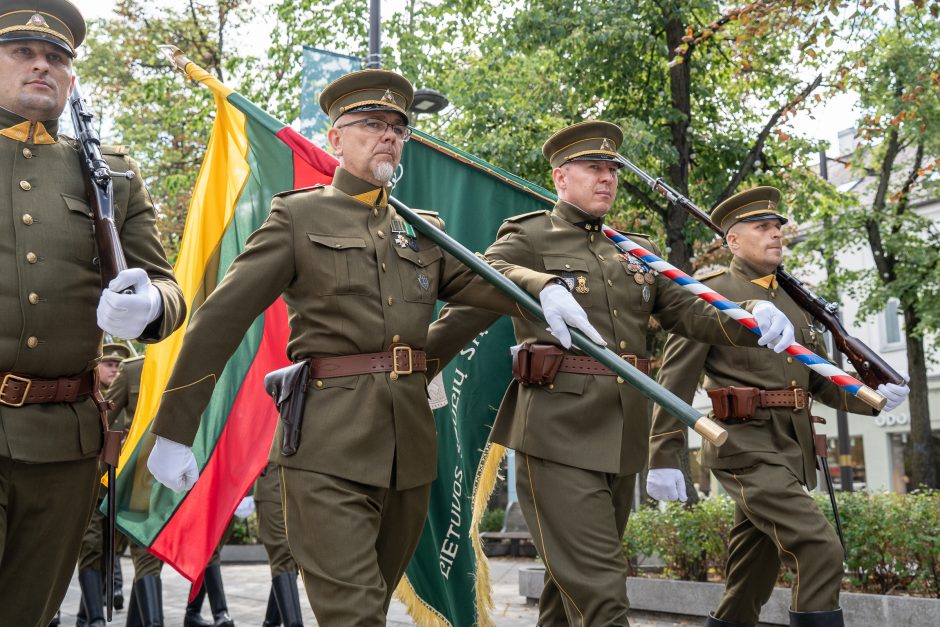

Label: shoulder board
[101,144,130,156]
[412,209,445,230]
[504,210,550,223]
[695,268,727,282]
[273,184,325,198]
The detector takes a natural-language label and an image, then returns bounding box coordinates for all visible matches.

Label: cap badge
[28,13,50,27]
[381,89,395,104]
[768,200,777,210]
[600,138,615,152]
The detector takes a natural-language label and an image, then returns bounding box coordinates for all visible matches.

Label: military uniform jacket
[649,256,876,488]
[107,355,145,432]
[0,107,185,463]
[150,167,555,490]
[425,200,759,476]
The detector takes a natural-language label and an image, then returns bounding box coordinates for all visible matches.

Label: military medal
[634,272,645,285]
[391,218,418,251]
[575,276,590,294]
[628,262,641,273]
[642,284,651,303]
[644,272,655,285]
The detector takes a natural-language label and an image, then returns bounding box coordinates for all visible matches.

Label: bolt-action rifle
[69,82,135,622]
[621,159,906,389]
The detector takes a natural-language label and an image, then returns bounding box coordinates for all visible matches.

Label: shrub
[478,507,505,533]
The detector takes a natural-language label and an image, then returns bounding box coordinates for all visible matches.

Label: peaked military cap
[542,120,626,169]
[0,0,85,57]
[319,69,414,125]
[711,186,788,233]
[100,342,131,362]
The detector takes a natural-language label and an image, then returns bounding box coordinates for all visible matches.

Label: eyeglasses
[336,117,412,142]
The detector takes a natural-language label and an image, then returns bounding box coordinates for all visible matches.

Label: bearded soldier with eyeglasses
[145,69,603,625]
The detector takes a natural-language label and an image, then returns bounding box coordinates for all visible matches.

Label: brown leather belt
[0,371,96,407]
[309,346,427,381]
[708,386,810,421]
[559,354,651,377]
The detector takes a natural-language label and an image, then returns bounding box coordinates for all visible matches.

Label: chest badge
[391,218,418,250]
[560,272,576,290]
[417,273,430,291]
[642,284,651,303]
[575,276,590,294]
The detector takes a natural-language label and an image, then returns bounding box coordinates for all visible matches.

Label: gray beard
[372,161,395,183]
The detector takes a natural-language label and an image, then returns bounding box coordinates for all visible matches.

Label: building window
[882,298,904,348]
[825,435,866,490]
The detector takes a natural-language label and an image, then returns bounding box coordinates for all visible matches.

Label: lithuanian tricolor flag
[109,51,340,582]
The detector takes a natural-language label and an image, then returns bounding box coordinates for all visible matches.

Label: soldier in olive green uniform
[425,122,797,627]
[254,462,304,627]
[73,343,130,627]
[0,2,185,624]
[648,187,909,627]
[146,70,601,625]
[107,354,169,626]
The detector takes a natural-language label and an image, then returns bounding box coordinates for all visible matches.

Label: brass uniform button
[616,376,624,384]
[612,309,619,318]
[548,383,554,390]
[315,380,324,388]
[377,230,386,238]
[564,264,571,270]
[26,336,39,348]
[22,148,32,158]
[28,293,39,305]
[597,254,604,260]
[373,208,379,216]
[392,334,401,343]
[607,279,613,286]
[19,180,31,191]
[22,214,33,225]
[787,357,793,363]
[387,296,394,305]
[26,252,38,264]
[619,340,627,350]
[791,380,798,387]
[381,263,387,271]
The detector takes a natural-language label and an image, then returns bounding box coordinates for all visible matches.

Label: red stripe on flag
[149,298,292,581]
[275,127,338,186]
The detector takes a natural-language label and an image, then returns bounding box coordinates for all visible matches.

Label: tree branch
[714,73,822,205]
[622,179,668,219]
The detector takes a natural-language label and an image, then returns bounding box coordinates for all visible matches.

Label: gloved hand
[539,283,606,349]
[147,435,199,493]
[646,468,688,502]
[234,496,256,519]
[878,381,909,412]
[752,301,795,353]
[97,268,164,339]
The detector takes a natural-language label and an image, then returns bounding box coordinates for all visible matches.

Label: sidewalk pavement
[59,556,698,625]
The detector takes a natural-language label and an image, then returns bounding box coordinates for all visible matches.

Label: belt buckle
[621,354,638,368]
[793,387,806,411]
[391,346,413,381]
[0,374,32,407]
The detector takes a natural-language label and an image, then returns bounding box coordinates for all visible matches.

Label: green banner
[393,130,555,626]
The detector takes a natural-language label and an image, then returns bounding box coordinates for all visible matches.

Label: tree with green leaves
[804,0,940,489]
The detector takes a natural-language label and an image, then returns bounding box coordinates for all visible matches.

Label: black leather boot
[184,582,212,627]
[134,576,164,627]
[271,571,303,627]
[113,555,125,610]
[47,610,61,627]
[78,569,107,627]
[789,608,845,627]
[125,585,142,627]
[704,612,756,627]
[205,564,235,626]
[262,587,281,627]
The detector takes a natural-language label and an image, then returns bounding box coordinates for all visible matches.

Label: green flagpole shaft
[389,196,727,447]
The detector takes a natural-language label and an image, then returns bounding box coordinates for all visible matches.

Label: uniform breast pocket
[307,233,372,296]
[394,245,442,304]
[62,193,96,262]
[542,255,593,307]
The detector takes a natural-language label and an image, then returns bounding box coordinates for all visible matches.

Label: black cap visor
[0,30,74,57]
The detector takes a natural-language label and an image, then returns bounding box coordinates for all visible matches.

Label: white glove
[646,468,688,502]
[234,496,256,519]
[878,382,909,412]
[147,435,199,493]
[97,268,164,339]
[539,283,606,349]
[752,301,795,353]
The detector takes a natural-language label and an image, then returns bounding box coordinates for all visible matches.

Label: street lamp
[410,88,449,114]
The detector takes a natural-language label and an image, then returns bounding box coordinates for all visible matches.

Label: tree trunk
[903,304,937,489]
[664,15,694,276]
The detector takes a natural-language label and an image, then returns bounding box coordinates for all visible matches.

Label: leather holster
[708,386,760,421]
[263,361,310,456]
[512,343,565,386]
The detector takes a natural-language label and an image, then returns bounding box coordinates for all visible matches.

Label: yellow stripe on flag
[110,90,250,481]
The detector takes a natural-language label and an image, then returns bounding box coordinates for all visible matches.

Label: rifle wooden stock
[69,84,128,287]
[622,158,905,390]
